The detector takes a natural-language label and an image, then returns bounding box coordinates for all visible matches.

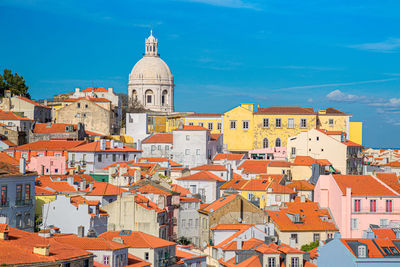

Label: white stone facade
[128,30,174,112]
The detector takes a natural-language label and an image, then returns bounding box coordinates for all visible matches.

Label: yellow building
[184,113,223,134]
[349,121,363,145]
[222,103,255,152]
[35,187,57,217]
[253,106,317,149]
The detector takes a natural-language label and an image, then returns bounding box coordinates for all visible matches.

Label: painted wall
[177,180,220,204]
[184,116,223,134]
[27,156,66,175]
[349,121,363,145]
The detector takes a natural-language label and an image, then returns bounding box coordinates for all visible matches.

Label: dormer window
[358,245,367,258]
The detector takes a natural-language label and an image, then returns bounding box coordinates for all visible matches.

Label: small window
[112,154,116,162]
[98,154,102,162]
[287,118,294,129]
[263,138,269,148]
[275,138,281,147]
[291,147,296,156]
[85,104,88,108]
[351,218,358,229]
[230,120,236,129]
[217,122,222,130]
[275,118,282,128]
[358,245,367,258]
[188,122,194,126]
[370,199,377,212]
[290,233,298,244]
[313,233,320,242]
[263,118,269,128]
[145,252,149,260]
[158,145,161,150]
[186,135,190,141]
[300,118,307,128]
[103,256,109,265]
[4,131,8,135]
[242,120,249,129]
[208,122,213,130]
[77,103,81,108]
[329,119,334,125]
[185,149,190,155]
[54,168,59,173]
[196,149,200,155]
[386,200,393,213]
[147,95,152,103]
[198,122,204,127]
[316,136,319,141]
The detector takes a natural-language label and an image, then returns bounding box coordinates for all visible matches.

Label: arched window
[161,90,168,106]
[132,90,137,100]
[145,89,153,104]
[263,138,269,148]
[275,138,281,147]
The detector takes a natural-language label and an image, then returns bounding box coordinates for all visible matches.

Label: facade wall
[0,175,35,232]
[240,190,292,209]
[125,113,149,141]
[184,116,223,134]
[35,194,56,217]
[317,114,349,133]
[276,229,335,249]
[178,201,201,246]
[0,97,51,122]
[172,130,210,168]
[0,125,23,145]
[177,180,219,204]
[27,156,66,175]
[349,121,363,145]
[142,143,172,158]
[0,119,33,134]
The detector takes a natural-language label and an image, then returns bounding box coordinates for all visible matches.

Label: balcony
[0,199,9,208]
[15,198,33,206]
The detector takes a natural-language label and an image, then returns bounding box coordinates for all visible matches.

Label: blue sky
[0,0,399,147]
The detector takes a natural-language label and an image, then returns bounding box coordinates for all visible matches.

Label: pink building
[314,174,400,238]
[248,147,287,160]
[27,156,67,175]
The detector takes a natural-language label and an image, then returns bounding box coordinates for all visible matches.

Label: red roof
[372,228,396,239]
[80,87,109,93]
[375,173,400,194]
[176,171,225,182]
[238,160,269,174]
[32,123,77,133]
[53,236,128,251]
[214,153,245,161]
[332,175,398,196]
[286,180,315,191]
[64,97,111,103]
[171,184,192,196]
[140,157,182,167]
[17,96,50,108]
[341,238,400,258]
[210,134,222,141]
[8,140,86,152]
[186,113,222,117]
[293,156,331,166]
[382,161,400,167]
[142,134,173,144]
[84,182,126,196]
[99,231,176,249]
[191,164,227,171]
[220,178,248,190]
[136,184,174,196]
[36,176,77,193]
[0,151,18,165]
[173,125,209,131]
[220,237,264,251]
[180,196,201,202]
[201,194,238,213]
[127,253,151,267]
[68,141,140,152]
[268,161,291,167]
[35,186,56,196]
[0,110,33,121]
[255,106,315,115]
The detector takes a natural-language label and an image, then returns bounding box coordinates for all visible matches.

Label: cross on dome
[145,29,158,56]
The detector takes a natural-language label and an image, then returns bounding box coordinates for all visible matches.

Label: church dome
[129,56,173,84]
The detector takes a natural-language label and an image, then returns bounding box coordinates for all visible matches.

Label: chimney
[100,139,106,150]
[19,157,26,175]
[77,225,85,237]
[237,239,242,250]
[137,139,142,151]
[289,237,296,249]
[300,195,306,202]
[108,87,113,93]
[44,99,48,106]
[87,229,97,237]
[0,225,9,240]
[88,182,94,191]
[79,179,87,191]
[33,245,50,256]
[75,87,80,93]
[67,176,74,186]
[110,139,115,149]
[38,229,52,238]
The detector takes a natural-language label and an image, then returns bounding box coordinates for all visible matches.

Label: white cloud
[348,38,400,53]
[181,0,259,10]
[326,89,362,102]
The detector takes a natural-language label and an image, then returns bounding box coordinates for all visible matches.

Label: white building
[172,125,222,168]
[178,196,201,246]
[287,128,363,175]
[42,194,108,236]
[125,113,149,142]
[141,133,173,158]
[128,30,174,112]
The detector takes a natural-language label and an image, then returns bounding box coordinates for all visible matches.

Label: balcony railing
[353,208,400,214]
[15,198,33,206]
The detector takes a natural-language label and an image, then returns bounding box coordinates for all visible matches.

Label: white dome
[129,56,173,84]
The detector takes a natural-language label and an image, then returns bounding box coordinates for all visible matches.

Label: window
[358,245,366,258]
[196,149,200,155]
[182,219,186,228]
[77,103,81,108]
[145,252,149,260]
[208,122,213,130]
[55,153,61,157]
[147,95,152,103]
[242,120,249,129]
[8,122,12,126]
[217,122,222,130]
[263,138,269,148]
[190,185,197,194]
[329,119,334,125]
[185,149,190,155]
[112,154,116,162]
[370,199,377,212]
[123,154,126,161]
[24,184,30,200]
[54,168,59,173]
[291,257,299,267]
[98,154,102,162]
[386,200,393,213]
[300,118,307,128]
[275,138,281,147]
[247,192,254,200]
[4,131,8,135]
[316,136,319,141]
[85,104,88,108]
[263,118,269,128]
[275,195,281,202]
[351,218,358,229]
[290,234,298,244]
[186,135,190,141]
[188,122,194,126]
[313,233,320,242]
[165,145,169,151]
[275,118,282,128]
[16,184,22,201]
[354,199,361,212]
[267,257,275,267]
[199,122,204,127]
[1,185,7,206]
[291,147,296,156]
[189,219,193,227]
[380,219,389,226]
[287,118,294,128]
[158,145,161,150]
[230,120,236,129]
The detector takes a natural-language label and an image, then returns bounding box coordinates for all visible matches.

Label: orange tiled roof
[0,110,33,121]
[267,202,338,232]
[174,125,209,131]
[99,231,176,249]
[214,153,245,161]
[268,161,291,167]
[220,178,247,190]
[236,255,262,267]
[202,194,238,213]
[134,194,165,213]
[7,140,86,152]
[53,236,128,251]
[17,96,50,108]
[68,141,140,152]
[255,106,315,115]
[268,181,296,194]
[341,238,400,258]
[39,174,96,183]
[137,184,174,196]
[258,174,284,181]
[210,134,222,141]
[191,164,227,171]
[1,138,16,147]
[80,87,109,93]
[375,173,400,194]
[0,226,93,265]
[140,157,182,167]
[382,161,400,167]
[84,182,126,196]
[171,184,192,196]
[180,196,201,202]
[341,140,363,147]
[0,151,18,165]
[186,113,222,117]
[36,177,77,193]
[64,97,111,102]
[176,171,225,182]
[332,175,398,196]
[240,179,271,191]
[238,160,269,174]
[35,186,56,196]
[70,195,99,207]
[286,180,315,191]
[372,228,396,239]
[211,224,252,231]
[32,123,78,133]
[127,253,151,267]
[142,134,173,144]
[221,237,264,251]
[293,156,331,166]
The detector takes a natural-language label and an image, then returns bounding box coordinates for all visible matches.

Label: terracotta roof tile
[53,236,128,250]
[0,110,33,121]
[293,156,331,166]
[375,173,400,194]
[372,228,396,239]
[382,161,400,167]
[220,237,264,251]
[238,160,269,174]
[173,125,209,131]
[8,140,86,152]
[80,87,109,93]
[36,176,77,193]
[255,106,315,115]
[99,231,176,249]
[35,186,56,195]
[268,161,291,167]
[68,141,140,152]
[332,174,398,196]
[340,238,400,258]
[64,97,111,102]
[140,157,182,167]
[84,182,126,196]
[210,134,222,141]
[142,134,173,144]
[180,196,201,202]
[32,123,78,133]
[214,153,245,161]
[186,113,222,117]
[0,151,18,165]
[171,184,192,196]
[220,178,247,190]
[17,96,50,108]
[286,180,315,191]
[191,164,227,171]
[202,194,238,212]
[176,170,225,182]
[127,253,151,267]
[210,224,252,231]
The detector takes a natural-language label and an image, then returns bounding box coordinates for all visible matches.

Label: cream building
[128,30,174,112]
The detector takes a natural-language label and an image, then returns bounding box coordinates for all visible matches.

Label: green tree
[301,240,319,252]
[0,69,30,98]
